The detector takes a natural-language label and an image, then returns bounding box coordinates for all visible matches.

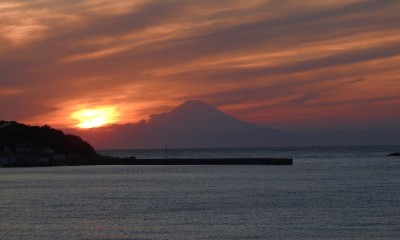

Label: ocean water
[1,146,399,240]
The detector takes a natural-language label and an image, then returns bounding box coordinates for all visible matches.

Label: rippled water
[1,146,399,239]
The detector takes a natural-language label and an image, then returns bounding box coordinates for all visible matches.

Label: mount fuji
[70,100,293,149]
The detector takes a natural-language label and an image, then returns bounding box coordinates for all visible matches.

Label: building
[0,155,18,166]
[0,145,67,166]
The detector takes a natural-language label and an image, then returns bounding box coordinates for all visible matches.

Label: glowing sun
[71,107,119,128]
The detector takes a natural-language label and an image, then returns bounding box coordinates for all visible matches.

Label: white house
[53,154,66,161]
[42,148,56,154]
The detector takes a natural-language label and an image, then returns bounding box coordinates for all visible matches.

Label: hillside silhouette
[0,121,97,158]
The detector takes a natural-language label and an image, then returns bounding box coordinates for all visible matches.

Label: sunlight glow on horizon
[71,107,119,128]
[1,0,400,130]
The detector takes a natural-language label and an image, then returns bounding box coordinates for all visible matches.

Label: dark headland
[387,152,400,156]
[0,121,292,167]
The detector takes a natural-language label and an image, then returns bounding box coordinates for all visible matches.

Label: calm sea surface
[1,146,399,239]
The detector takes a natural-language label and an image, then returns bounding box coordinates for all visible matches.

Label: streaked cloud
[0,87,26,96]
[0,0,399,131]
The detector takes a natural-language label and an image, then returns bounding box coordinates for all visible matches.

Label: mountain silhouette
[70,100,293,149]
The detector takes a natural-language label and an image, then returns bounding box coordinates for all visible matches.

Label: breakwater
[129,158,293,165]
[1,157,292,167]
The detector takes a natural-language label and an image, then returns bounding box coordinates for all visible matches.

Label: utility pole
[165,144,168,160]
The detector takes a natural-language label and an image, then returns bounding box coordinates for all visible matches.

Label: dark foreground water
[1,146,399,239]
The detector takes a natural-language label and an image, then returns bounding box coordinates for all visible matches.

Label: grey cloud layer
[1,0,399,128]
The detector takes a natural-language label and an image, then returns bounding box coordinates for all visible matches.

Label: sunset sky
[1,0,400,132]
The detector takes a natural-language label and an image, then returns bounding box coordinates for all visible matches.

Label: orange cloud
[0,0,399,132]
[0,87,26,96]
